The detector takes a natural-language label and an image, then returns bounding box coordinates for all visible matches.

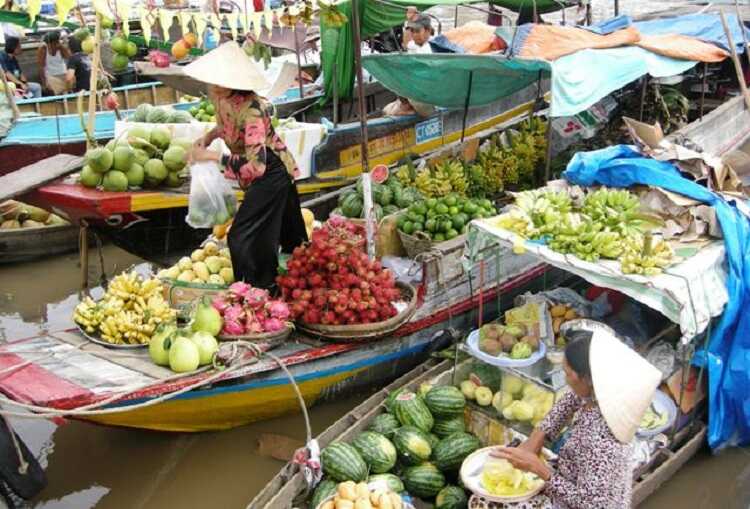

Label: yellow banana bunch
[620,233,674,276]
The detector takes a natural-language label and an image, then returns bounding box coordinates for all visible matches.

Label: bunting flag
[139,6,152,44]
[225,11,239,40]
[251,12,263,39]
[192,13,208,46]
[239,9,249,36]
[263,10,273,32]
[54,0,75,26]
[178,11,192,36]
[158,9,173,40]
[26,0,41,25]
[116,1,132,36]
[208,13,221,43]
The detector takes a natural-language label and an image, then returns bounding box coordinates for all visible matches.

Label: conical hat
[183,41,271,92]
[590,329,662,443]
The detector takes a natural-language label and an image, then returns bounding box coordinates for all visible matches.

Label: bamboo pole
[735,0,750,69]
[87,14,103,149]
[719,10,750,112]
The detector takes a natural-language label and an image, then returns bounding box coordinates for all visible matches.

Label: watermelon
[424,386,466,418]
[392,426,432,465]
[433,416,466,438]
[368,413,400,437]
[383,204,400,216]
[146,107,169,124]
[393,391,434,432]
[467,361,502,392]
[435,485,468,509]
[341,194,363,218]
[320,442,368,482]
[432,433,481,472]
[385,387,407,413]
[132,103,153,122]
[426,433,440,450]
[351,431,397,474]
[372,164,389,184]
[310,479,337,509]
[402,463,446,498]
[338,188,358,206]
[368,473,405,494]
[377,186,393,206]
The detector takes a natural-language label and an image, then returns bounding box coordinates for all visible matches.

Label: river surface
[3,0,750,507]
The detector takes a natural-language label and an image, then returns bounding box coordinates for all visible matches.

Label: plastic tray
[460,447,545,503]
[465,328,546,368]
[637,389,678,438]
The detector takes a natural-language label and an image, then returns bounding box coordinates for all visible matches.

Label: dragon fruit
[223,304,245,323]
[212,296,231,313]
[245,318,264,334]
[246,287,270,310]
[266,300,290,321]
[222,320,244,336]
[263,317,286,332]
[228,282,252,300]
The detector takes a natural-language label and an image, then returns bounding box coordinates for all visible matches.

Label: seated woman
[475,328,662,509]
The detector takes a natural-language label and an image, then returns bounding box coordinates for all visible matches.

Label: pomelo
[125,41,138,58]
[163,146,187,172]
[85,147,113,173]
[113,145,134,171]
[110,36,128,55]
[73,28,90,42]
[102,170,129,192]
[125,163,144,187]
[112,54,129,71]
[81,37,95,55]
[79,165,102,188]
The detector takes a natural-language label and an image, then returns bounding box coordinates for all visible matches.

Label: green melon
[320,442,367,482]
[351,431,397,474]
[392,426,431,465]
[402,463,446,498]
[432,432,481,472]
[424,386,466,418]
[368,413,400,437]
[435,485,468,509]
[392,391,434,432]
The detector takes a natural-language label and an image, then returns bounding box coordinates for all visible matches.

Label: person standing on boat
[0,36,41,98]
[474,329,661,509]
[184,41,307,291]
[37,31,71,95]
[65,37,91,92]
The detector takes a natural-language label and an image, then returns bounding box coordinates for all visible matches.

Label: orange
[183,33,198,48]
[171,40,189,60]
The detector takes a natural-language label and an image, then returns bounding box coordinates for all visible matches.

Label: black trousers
[227,155,308,289]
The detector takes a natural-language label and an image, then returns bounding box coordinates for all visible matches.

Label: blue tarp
[546,13,750,116]
[563,145,750,450]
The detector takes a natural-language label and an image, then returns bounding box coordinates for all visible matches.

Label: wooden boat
[0,223,79,263]
[0,243,549,431]
[24,85,539,264]
[249,355,707,508]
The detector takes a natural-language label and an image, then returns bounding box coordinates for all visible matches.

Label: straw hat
[182,41,271,92]
[590,329,662,443]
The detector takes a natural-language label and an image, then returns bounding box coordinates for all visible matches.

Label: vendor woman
[477,328,661,509]
[184,42,307,290]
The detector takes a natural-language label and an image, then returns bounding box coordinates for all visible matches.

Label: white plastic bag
[185,161,237,229]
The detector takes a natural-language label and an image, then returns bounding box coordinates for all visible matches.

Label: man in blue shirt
[0,36,42,98]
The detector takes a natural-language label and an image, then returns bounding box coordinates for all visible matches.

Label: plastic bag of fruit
[186,161,237,228]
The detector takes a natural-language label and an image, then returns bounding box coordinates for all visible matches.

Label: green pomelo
[102,170,129,192]
[110,36,128,55]
[125,41,138,58]
[112,54,129,71]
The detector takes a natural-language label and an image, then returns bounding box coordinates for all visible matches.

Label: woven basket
[217,325,292,351]
[160,278,227,320]
[398,230,433,258]
[298,283,418,342]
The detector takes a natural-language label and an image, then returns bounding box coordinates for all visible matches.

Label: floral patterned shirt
[214,91,298,189]
[539,391,632,509]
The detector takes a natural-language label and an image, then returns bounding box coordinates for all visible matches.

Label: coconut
[79,165,102,188]
[128,126,151,141]
[163,146,187,172]
[102,170,129,192]
[125,163,145,187]
[164,172,183,188]
[85,147,113,173]
[170,137,193,151]
[133,148,150,167]
[113,146,134,171]
[144,159,167,184]
[150,127,172,149]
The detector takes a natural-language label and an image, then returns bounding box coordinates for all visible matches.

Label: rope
[2,416,28,476]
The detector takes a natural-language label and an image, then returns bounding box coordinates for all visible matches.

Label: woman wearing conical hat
[477,328,662,509]
[185,41,307,290]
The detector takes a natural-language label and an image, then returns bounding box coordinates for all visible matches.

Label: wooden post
[720,10,750,111]
[87,14,103,149]
[293,23,305,102]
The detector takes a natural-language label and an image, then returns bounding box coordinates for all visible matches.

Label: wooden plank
[0,154,83,202]
[50,331,174,380]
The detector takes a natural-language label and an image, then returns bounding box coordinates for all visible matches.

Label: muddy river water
[3,0,750,506]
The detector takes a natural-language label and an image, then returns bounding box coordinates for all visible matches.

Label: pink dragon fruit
[222,320,244,336]
[228,282,252,300]
[211,296,231,313]
[245,317,264,334]
[223,303,245,323]
[266,300,290,321]
[245,287,270,310]
[262,317,286,332]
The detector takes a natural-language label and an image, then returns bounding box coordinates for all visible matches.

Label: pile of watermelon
[315,383,479,509]
[334,171,423,222]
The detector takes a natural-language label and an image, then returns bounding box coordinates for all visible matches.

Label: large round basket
[298,282,418,342]
[398,230,432,258]
[78,325,147,350]
[217,325,292,351]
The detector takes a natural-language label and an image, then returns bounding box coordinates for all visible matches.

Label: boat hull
[0,223,80,263]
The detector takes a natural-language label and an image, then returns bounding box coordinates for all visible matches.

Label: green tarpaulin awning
[361,53,550,109]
